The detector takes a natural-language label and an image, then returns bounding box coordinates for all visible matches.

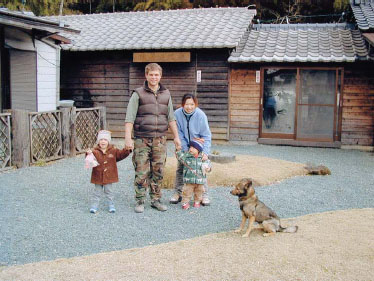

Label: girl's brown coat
[90,145,131,185]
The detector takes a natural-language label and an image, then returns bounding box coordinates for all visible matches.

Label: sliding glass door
[297,70,336,141]
[262,69,296,137]
[260,68,341,142]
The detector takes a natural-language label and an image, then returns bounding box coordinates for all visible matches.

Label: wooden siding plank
[230,103,259,110]
[230,134,258,141]
[341,64,374,146]
[230,121,259,128]
[231,97,260,104]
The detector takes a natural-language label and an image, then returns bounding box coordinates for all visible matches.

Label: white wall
[5,27,61,112]
[36,40,60,112]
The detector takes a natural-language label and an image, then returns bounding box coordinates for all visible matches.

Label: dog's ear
[248,186,256,197]
[244,178,253,189]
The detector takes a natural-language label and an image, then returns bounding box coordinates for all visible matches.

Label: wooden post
[70,107,76,157]
[61,107,71,156]
[99,106,107,130]
[11,109,30,168]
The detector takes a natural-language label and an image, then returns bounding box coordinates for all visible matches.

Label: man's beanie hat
[97,130,111,143]
[189,140,203,152]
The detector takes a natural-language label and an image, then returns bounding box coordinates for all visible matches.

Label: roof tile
[228,24,371,63]
[350,1,374,30]
[48,7,255,51]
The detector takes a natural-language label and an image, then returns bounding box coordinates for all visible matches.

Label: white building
[0,9,79,112]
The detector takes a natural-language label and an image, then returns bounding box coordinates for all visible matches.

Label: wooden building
[56,7,373,147]
[228,24,374,147]
[55,7,256,140]
[0,9,78,112]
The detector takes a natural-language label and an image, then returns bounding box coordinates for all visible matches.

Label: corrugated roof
[350,0,374,30]
[228,24,370,63]
[49,7,256,51]
[0,8,79,34]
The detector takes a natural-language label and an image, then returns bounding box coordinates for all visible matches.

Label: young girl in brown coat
[86,130,131,214]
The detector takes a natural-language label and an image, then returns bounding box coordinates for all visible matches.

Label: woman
[170,93,212,206]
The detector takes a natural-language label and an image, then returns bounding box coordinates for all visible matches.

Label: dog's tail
[279,225,298,233]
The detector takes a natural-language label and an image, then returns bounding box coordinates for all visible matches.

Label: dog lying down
[230,178,298,237]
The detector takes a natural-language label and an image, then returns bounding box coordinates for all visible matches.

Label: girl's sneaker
[193,202,201,208]
[182,202,190,210]
[109,205,116,213]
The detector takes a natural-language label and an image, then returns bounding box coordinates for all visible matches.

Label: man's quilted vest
[133,83,170,138]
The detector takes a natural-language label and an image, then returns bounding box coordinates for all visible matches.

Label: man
[125,63,181,213]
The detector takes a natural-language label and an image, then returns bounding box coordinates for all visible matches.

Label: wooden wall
[229,63,374,147]
[61,51,374,147]
[196,49,229,140]
[61,49,230,140]
[229,66,261,141]
[61,51,131,138]
[342,63,374,146]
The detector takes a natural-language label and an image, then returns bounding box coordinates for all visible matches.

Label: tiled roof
[350,0,374,30]
[49,8,256,51]
[228,24,370,63]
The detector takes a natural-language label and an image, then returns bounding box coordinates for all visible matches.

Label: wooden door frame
[259,66,344,142]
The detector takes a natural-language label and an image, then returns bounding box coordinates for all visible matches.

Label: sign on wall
[256,70,261,83]
[196,70,201,83]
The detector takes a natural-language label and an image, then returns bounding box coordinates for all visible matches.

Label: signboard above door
[133,52,191,62]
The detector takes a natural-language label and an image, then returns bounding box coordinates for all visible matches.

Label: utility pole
[59,0,64,16]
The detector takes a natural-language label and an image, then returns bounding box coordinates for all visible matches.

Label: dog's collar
[238,193,247,200]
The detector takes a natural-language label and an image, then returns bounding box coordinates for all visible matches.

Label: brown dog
[230,178,298,237]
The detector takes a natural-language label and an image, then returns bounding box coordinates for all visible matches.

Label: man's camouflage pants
[132,136,167,202]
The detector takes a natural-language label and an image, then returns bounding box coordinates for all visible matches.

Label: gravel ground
[1,143,373,266]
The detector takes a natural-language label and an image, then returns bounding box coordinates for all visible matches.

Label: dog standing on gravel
[230,178,298,237]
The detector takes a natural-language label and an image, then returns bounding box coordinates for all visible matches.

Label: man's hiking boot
[151,200,167,211]
[134,200,144,213]
[169,192,182,204]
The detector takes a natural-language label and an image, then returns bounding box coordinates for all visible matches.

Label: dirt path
[162,155,307,188]
[1,208,373,281]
